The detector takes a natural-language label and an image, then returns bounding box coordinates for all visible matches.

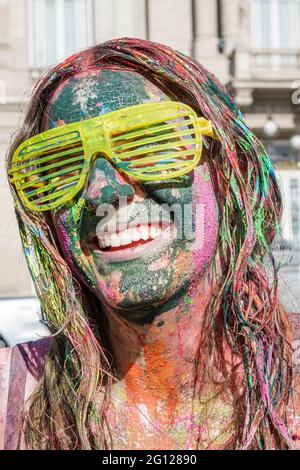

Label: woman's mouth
[88,222,176,262]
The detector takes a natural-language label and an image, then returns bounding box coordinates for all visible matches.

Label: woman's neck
[101,275,213,412]
[98,273,244,450]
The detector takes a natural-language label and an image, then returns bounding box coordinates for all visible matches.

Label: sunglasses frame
[8,101,218,212]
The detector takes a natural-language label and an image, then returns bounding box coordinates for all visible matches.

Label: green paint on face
[47,69,170,127]
[49,70,218,323]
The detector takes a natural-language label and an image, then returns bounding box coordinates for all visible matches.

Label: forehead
[45,69,170,129]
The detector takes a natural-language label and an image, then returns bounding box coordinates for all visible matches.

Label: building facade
[0,0,300,298]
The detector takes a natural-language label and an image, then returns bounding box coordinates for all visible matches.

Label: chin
[93,275,193,322]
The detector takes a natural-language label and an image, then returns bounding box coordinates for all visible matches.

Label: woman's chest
[95,389,236,450]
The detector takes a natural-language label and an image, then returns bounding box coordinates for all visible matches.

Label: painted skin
[48,69,219,323]
[46,69,239,449]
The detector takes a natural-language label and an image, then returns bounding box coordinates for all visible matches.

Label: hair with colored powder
[6,38,293,449]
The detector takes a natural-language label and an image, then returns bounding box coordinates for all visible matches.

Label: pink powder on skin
[84,170,110,199]
[97,280,118,302]
[192,166,218,274]
[177,322,184,357]
[114,170,130,185]
[53,214,73,265]
[56,119,66,126]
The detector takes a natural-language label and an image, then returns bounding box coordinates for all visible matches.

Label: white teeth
[96,225,168,249]
[132,230,140,242]
[140,226,149,240]
[110,234,121,247]
[101,238,109,248]
[120,231,132,246]
[150,226,159,238]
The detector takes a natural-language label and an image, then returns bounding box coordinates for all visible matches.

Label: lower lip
[89,225,175,263]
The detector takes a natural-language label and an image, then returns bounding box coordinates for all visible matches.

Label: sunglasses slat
[24,175,80,197]
[126,149,196,168]
[113,128,196,153]
[18,163,85,190]
[10,145,84,173]
[129,166,196,181]
[127,170,194,180]
[12,156,85,182]
[110,118,194,143]
[117,139,198,160]
[130,160,193,174]
[17,132,81,161]
[32,185,81,205]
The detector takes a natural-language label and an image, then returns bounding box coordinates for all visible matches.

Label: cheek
[52,211,81,273]
[53,214,72,256]
[190,170,218,274]
[52,206,95,282]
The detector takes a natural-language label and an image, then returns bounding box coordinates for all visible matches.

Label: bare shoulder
[0,337,51,450]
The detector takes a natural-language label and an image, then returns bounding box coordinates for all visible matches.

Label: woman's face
[47,69,219,323]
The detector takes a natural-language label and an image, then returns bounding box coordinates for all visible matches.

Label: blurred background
[0,0,300,346]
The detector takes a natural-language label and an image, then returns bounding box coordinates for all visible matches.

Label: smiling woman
[39,71,218,324]
[2,37,300,450]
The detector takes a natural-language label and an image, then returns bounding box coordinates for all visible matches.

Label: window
[251,0,300,49]
[265,140,298,163]
[28,0,93,68]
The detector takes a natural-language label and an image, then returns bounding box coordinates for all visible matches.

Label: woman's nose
[82,157,135,207]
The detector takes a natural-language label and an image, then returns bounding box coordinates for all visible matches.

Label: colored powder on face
[46,69,170,127]
[191,168,218,275]
[47,69,218,322]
